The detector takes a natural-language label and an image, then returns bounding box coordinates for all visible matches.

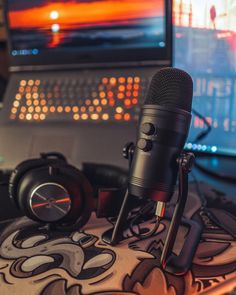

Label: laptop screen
[5,0,171,67]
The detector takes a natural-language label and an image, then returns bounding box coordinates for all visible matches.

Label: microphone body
[129,104,191,202]
[128,67,193,203]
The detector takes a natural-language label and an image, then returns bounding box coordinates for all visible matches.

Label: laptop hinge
[9,60,171,73]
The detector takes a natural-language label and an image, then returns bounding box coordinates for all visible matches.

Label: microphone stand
[102,144,202,275]
[160,153,202,275]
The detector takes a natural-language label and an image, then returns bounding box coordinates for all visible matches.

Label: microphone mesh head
[145,68,193,112]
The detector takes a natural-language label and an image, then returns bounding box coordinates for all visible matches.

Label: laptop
[0,0,172,170]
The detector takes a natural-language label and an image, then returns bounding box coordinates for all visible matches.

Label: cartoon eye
[21,235,48,248]
[79,236,96,248]
[71,232,96,248]
[83,251,114,270]
[21,255,55,273]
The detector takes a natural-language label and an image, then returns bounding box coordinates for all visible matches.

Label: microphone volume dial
[137,138,153,152]
[141,123,156,135]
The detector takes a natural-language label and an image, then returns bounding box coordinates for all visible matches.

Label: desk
[0,174,236,295]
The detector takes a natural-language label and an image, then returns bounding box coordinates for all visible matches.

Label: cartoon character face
[0,215,153,295]
[0,188,236,295]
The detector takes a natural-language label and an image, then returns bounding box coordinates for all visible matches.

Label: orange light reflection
[9,0,164,30]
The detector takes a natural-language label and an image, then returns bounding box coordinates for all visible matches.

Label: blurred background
[174,0,236,155]
[0,1,236,155]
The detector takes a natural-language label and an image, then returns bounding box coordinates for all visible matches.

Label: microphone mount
[102,144,202,275]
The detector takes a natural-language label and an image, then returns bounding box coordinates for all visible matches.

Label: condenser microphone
[129,68,193,206]
[103,68,202,275]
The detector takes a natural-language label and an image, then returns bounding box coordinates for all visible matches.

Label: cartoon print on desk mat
[0,183,236,295]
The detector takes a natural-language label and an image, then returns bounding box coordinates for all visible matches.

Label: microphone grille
[145,68,193,112]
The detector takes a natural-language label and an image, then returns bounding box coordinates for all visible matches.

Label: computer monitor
[5,0,172,67]
[5,0,236,159]
[174,0,236,157]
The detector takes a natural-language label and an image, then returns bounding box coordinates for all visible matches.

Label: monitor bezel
[4,0,172,69]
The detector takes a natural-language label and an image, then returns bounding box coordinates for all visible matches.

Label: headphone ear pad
[9,158,49,209]
[16,167,43,221]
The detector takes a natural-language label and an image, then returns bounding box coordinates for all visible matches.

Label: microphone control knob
[141,123,156,135]
[137,138,153,152]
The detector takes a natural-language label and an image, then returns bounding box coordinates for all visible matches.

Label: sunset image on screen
[8,0,165,50]
[9,0,164,30]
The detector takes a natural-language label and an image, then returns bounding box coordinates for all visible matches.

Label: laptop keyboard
[10,74,150,122]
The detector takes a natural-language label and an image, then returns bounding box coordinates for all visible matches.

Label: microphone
[129,67,193,217]
[103,68,201,275]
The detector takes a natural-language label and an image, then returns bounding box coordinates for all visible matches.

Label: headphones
[9,152,128,230]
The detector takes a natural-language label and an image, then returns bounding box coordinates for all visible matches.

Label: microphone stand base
[102,152,202,275]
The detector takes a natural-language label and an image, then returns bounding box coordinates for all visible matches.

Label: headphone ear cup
[9,158,50,209]
[16,163,95,229]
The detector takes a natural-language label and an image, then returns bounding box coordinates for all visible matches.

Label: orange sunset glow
[9,0,164,30]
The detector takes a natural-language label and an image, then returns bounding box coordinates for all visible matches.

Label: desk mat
[0,182,235,295]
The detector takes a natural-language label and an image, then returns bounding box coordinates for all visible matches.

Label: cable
[130,216,161,239]
[128,201,161,239]
[191,109,236,182]
[194,160,236,183]
[190,171,207,207]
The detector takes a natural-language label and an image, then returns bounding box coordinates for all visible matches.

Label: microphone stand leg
[102,189,133,245]
[161,153,202,275]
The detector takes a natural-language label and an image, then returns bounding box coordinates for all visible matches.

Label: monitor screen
[174,0,236,157]
[6,0,169,66]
